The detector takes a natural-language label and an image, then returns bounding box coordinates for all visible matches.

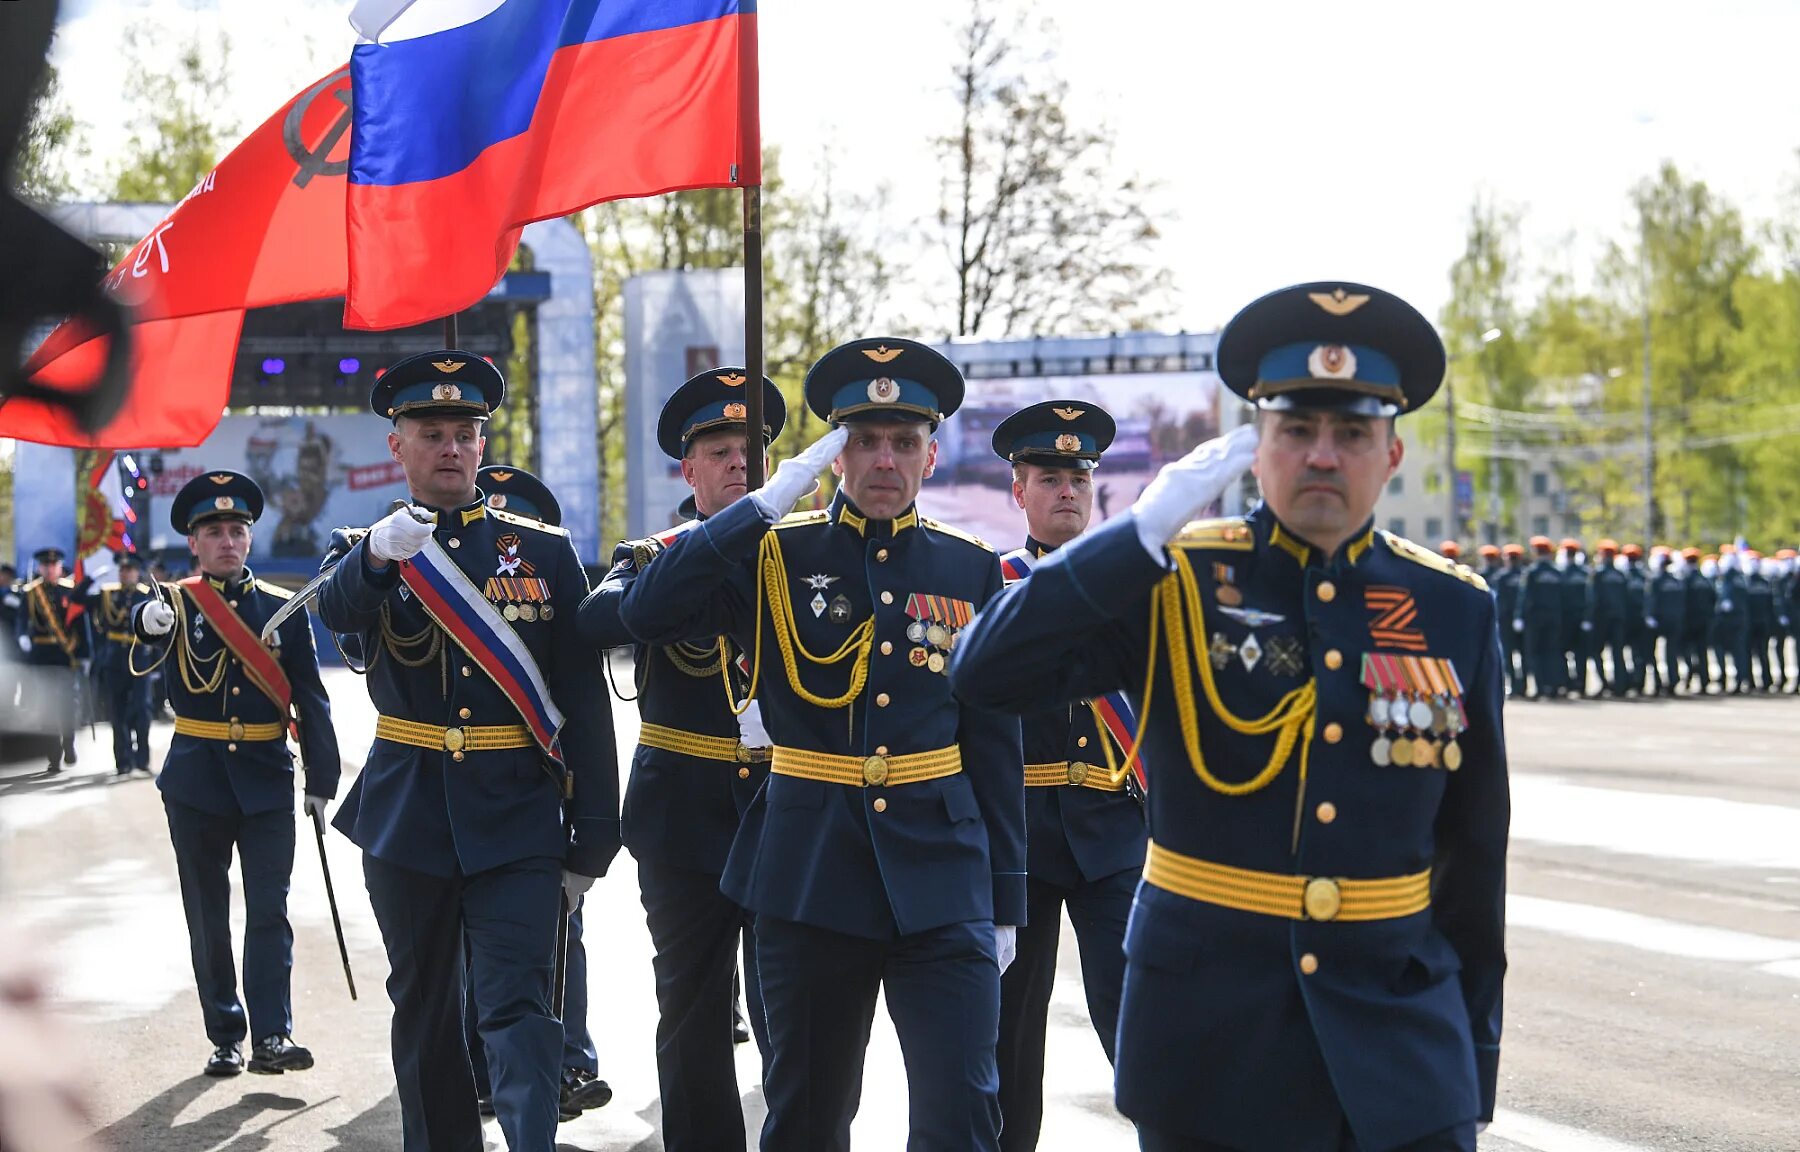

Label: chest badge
[1212,562,1243,607]
[1365,586,1427,651]
[805,574,840,619]
[1238,633,1262,672]
[495,534,535,578]
[1264,635,1303,677]
[1208,632,1237,671]
[1218,605,1286,629]
[828,594,852,623]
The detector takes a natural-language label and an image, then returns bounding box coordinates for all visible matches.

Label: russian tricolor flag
[345,0,759,331]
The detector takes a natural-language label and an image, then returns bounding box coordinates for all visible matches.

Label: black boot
[560,1067,612,1118]
[247,1034,314,1074]
[204,1043,243,1077]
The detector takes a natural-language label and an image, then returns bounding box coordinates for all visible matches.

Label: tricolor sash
[1000,547,1147,794]
[26,582,78,660]
[179,577,294,720]
[398,536,566,770]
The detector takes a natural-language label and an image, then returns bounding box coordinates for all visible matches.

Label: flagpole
[743,186,765,490]
[443,312,459,350]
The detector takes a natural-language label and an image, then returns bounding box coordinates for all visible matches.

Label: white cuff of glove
[1131,424,1260,563]
[995,925,1018,974]
[142,601,176,637]
[736,698,772,751]
[754,426,849,518]
[367,505,436,564]
[563,870,596,901]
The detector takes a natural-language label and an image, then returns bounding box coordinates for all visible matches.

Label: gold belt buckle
[862,754,889,786]
[1067,761,1089,786]
[443,726,468,753]
[735,742,753,764]
[1303,877,1342,922]
[227,721,246,742]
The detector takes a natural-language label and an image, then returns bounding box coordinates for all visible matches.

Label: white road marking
[1510,894,1800,974]
[1488,1108,1659,1152]
[1511,776,1800,871]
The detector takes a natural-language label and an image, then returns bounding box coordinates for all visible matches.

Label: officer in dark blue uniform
[15,545,89,773]
[468,463,612,1121]
[952,282,1509,1152]
[1744,551,1777,691]
[1557,540,1589,695]
[575,369,782,1152]
[1713,550,1751,694]
[130,471,340,1077]
[1516,536,1564,699]
[1645,547,1686,695]
[620,338,1026,1151]
[318,351,618,1152]
[87,550,154,775]
[1620,545,1652,694]
[987,400,1147,1152]
[1584,540,1629,695]
[1492,544,1526,697]
[1680,548,1714,692]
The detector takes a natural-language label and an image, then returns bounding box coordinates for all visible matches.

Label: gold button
[230,716,240,724]
[877,548,889,562]
[1316,801,1337,824]
[462,666,472,677]
[453,750,465,762]
[448,538,461,549]
[226,743,237,752]
[872,798,888,813]
[738,767,751,779]
[1316,581,1336,603]
[1077,736,1089,748]
[1299,953,1319,975]
[875,692,890,707]
[876,745,889,756]
[228,600,238,609]
[880,591,893,605]
[458,707,472,720]
[881,641,893,655]
[231,686,241,696]
[1323,722,1343,744]
[1324,649,1343,671]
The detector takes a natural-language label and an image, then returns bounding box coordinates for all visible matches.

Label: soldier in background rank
[1516,537,1564,699]
[1644,547,1686,696]
[953,282,1508,1152]
[1713,549,1751,693]
[1492,545,1526,697]
[1620,544,1652,695]
[1557,539,1589,695]
[987,400,1146,1152]
[1583,540,1629,696]
[1681,547,1716,693]
[14,545,90,773]
[131,471,340,1077]
[576,369,786,1152]
[87,550,155,775]
[318,351,619,1152]
[1744,551,1778,691]
[1474,544,1500,585]
[620,338,1025,1151]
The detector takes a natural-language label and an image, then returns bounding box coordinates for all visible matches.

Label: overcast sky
[44,0,1800,334]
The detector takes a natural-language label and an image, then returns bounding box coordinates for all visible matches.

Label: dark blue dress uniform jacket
[318,501,619,880]
[16,576,89,665]
[950,505,1509,1152]
[1008,538,1146,888]
[132,571,340,815]
[577,525,766,873]
[619,490,1027,939]
[91,581,152,675]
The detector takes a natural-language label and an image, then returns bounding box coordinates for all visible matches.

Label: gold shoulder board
[1171,517,1255,552]
[490,507,570,536]
[256,580,296,601]
[1380,532,1491,592]
[773,509,830,532]
[920,517,993,552]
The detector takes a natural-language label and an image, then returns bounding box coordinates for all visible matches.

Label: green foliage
[109,23,236,202]
[8,64,81,203]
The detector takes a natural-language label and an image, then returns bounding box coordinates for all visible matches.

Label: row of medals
[500,601,554,623]
[905,620,956,674]
[1367,690,1464,770]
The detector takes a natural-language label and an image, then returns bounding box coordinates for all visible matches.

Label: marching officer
[1713,549,1751,694]
[1584,540,1629,695]
[87,550,155,775]
[470,463,613,1120]
[619,338,1026,1151]
[317,351,618,1152]
[1645,547,1687,696]
[575,369,785,1152]
[1681,548,1715,693]
[1745,552,1777,691]
[1517,537,1564,699]
[130,471,340,1077]
[14,545,89,773]
[1557,539,1589,695]
[1475,544,1500,585]
[1493,545,1527,697]
[1620,544,1651,694]
[987,400,1147,1151]
[951,281,1508,1152]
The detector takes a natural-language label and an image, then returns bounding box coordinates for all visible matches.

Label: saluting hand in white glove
[752,426,850,519]
[367,505,437,565]
[1131,424,1260,558]
[141,600,176,637]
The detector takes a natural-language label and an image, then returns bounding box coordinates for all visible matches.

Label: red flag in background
[1,67,355,449]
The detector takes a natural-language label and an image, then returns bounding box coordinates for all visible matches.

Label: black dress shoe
[204,1043,243,1078]
[560,1067,612,1114]
[247,1034,314,1074]
[476,1093,496,1117]
[733,1006,751,1045]
[63,744,77,765]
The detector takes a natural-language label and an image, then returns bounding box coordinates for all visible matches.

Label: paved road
[2,671,1797,1150]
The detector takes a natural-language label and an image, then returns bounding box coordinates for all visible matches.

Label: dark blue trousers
[1139,1119,1476,1152]
[468,899,600,1091]
[103,667,150,771]
[162,797,296,1046]
[998,869,1134,1151]
[363,853,562,1152]
[756,914,1001,1152]
[637,861,769,1152]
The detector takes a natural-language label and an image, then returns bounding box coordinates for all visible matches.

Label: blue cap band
[388,380,491,416]
[1008,428,1099,458]
[1252,342,1403,401]
[828,376,941,420]
[681,399,763,441]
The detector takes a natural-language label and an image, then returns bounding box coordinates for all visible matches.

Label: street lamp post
[1449,327,1504,545]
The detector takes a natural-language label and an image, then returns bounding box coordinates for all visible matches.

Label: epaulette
[19,578,42,592]
[773,509,830,531]
[920,516,993,551]
[1380,532,1491,592]
[100,582,123,593]
[1171,517,1255,552]
[256,579,296,601]
[490,506,569,536]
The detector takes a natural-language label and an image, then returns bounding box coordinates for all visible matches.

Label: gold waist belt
[375,715,534,754]
[106,630,132,643]
[174,716,285,743]
[638,721,770,764]
[771,744,962,788]
[1143,841,1430,923]
[1024,760,1126,791]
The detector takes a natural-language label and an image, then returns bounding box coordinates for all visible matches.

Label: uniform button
[872,798,887,813]
[1324,649,1343,671]
[230,716,239,724]
[1316,581,1337,603]
[876,548,889,562]
[230,686,240,696]
[1299,953,1319,975]
[881,641,893,655]
[462,666,472,677]
[1323,722,1343,744]
[880,590,894,605]
[448,538,461,549]
[1316,801,1337,824]
[228,600,238,609]
[1077,736,1089,748]
[458,707,472,720]
[875,745,889,755]
[738,767,751,779]
[226,743,238,752]
[453,750,465,762]
[875,693,890,708]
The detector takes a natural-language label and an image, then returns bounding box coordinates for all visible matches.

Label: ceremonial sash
[179,577,294,719]
[1001,547,1147,794]
[26,581,77,660]
[398,536,566,770]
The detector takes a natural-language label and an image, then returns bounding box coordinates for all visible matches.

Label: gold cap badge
[487,493,508,509]
[208,473,232,485]
[432,359,465,374]
[1051,406,1085,421]
[722,402,747,419]
[866,377,900,404]
[861,345,903,364]
[1054,433,1082,453]
[488,470,514,482]
[1307,344,1357,380]
[716,372,747,386]
[431,383,464,401]
[1307,288,1370,316]
[213,496,235,510]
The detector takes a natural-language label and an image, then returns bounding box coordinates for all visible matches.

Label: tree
[934,0,1172,339]
[7,63,80,204]
[109,22,236,202]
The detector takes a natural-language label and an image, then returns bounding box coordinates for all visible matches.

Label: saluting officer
[15,545,89,773]
[575,369,784,1152]
[317,351,618,1152]
[131,471,340,1077]
[952,282,1509,1152]
[1516,537,1564,699]
[988,400,1146,1152]
[88,550,155,776]
[619,338,1026,1151]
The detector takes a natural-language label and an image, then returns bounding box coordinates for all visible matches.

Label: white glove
[1,593,18,609]
[141,599,176,637]
[1646,617,1658,630]
[995,925,1017,975]
[367,505,436,564]
[1131,424,1260,559]
[1720,599,1733,613]
[302,794,329,822]
[1511,618,1524,634]
[736,697,771,750]
[563,870,595,901]
[16,634,30,654]
[1581,621,1593,632]
[751,425,849,519]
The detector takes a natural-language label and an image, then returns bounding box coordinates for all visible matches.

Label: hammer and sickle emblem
[283,67,352,190]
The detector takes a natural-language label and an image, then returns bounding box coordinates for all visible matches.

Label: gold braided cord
[665,639,724,679]
[379,602,442,667]
[149,589,229,695]
[738,531,874,713]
